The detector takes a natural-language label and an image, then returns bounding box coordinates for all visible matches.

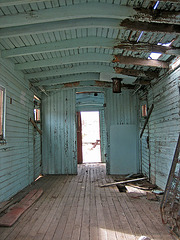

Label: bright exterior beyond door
[81,111,101,163]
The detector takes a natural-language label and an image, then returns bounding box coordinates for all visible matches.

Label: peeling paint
[63,82,80,88]
[95,81,112,87]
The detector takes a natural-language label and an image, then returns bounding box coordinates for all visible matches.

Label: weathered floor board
[0,164,175,240]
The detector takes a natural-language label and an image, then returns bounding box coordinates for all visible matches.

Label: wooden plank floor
[0,163,175,240]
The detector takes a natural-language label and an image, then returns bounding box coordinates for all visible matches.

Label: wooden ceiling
[0,0,179,93]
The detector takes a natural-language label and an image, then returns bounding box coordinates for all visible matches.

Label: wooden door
[77,112,83,164]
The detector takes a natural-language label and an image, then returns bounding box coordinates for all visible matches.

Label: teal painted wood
[105,89,139,174]
[0,19,120,39]
[0,3,137,28]
[3,37,116,58]
[110,125,137,174]
[25,64,130,80]
[0,57,40,202]
[143,68,180,190]
[99,109,107,163]
[76,92,104,112]
[42,88,77,174]
[15,53,114,70]
[33,73,100,86]
[0,0,52,7]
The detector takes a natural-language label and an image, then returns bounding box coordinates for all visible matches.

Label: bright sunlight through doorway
[81,111,101,163]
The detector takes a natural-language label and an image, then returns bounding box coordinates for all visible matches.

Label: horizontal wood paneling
[140,68,180,190]
[0,57,41,202]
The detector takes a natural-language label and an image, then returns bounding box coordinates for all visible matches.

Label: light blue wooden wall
[110,125,137,174]
[105,89,139,174]
[42,88,77,174]
[0,58,42,202]
[42,87,139,175]
[76,92,104,111]
[139,68,180,190]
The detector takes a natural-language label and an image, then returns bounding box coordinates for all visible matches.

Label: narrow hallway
[0,164,174,240]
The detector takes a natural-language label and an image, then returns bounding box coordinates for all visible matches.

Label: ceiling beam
[0,18,120,39]
[3,37,179,59]
[0,2,179,28]
[15,52,168,71]
[44,80,113,92]
[15,53,113,70]
[32,73,100,86]
[2,37,115,58]
[0,3,136,28]
[0,17,179,40]
[114,67,159,79]
[25,64,131,80]
[114,42,180,56]
[135,8,180,25]
[113,55,169,68]
[121,19,180,35]
[0,0,51,7]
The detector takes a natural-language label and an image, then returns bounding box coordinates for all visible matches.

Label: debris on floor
[146,192,158,201]
[116,184,127,192]
[100,177,147,187]
[0,188,43,227]
[138,236,151,240]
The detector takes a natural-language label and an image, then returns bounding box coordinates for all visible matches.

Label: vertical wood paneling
[105,89,139,174]
[42,88,77,174]
[99,109,107,163]
[140,68,180,190]
[0,57,40,202]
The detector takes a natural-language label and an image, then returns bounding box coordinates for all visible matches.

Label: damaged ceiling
[0,0,179,93]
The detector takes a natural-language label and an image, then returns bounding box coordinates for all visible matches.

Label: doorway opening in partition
[80,111,101,163]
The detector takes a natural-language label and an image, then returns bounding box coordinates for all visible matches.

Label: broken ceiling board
[32,73,100,86]
[0,3,137,28]
[3,37,179,59]
[100,72,136,84]
[113,55,169,68]
[0,2,179,28]
[121,19,180,34]
[25,64,137,82]
[114,42,180,56]
[114,67,159,79]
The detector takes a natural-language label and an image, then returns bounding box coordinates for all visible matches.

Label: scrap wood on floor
[0,189,43,227]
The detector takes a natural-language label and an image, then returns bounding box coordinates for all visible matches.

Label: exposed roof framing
[0,0,179,7]
[15,53,169,70]
[2,37,180,59]
[33,73,100,86]
[113,55,169,68]
[114,42,180,56]
[0,3,179,28]
[0,0,51,7]
[0,0,179,90]
[121,20,180,34]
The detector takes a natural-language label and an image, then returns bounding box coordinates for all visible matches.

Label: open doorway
[81,111,101,163]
